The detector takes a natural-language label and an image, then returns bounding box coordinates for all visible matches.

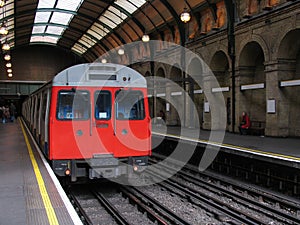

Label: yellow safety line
[152,131,300,162]
[19,119,59,225]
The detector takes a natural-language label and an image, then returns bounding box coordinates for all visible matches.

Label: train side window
[57,90,90,120]
[115,90,145,120]
[41,92,47,120]
[95,91,111,120]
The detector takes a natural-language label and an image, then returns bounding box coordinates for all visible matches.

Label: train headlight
[65,169,71,176]
[133,165,138,171]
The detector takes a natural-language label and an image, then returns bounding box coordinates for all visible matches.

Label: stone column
[265,59,295,137]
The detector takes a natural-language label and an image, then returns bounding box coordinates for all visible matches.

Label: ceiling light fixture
[142,34,150,42]
[118,48,124,55]
[0,0,5,8]
[180,7,191,23]
[2,42,10,51]
[6,62,11,67]
[0,22,8,35]
[4,53,10,60]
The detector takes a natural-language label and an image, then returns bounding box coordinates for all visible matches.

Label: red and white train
[22,63,151,182]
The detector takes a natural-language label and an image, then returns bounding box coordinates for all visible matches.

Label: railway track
[148,153,300,225]
[66,154,300,224]
[67,183,191,225]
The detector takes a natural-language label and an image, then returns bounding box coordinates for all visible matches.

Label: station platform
[0,119,82,225]
[152,125,300,168]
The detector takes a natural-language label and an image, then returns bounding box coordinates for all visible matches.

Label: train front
[49,63,151,182]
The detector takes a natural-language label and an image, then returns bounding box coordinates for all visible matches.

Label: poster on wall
[204,102,210,113]
[166,103,170,112]
[267,99,276,113]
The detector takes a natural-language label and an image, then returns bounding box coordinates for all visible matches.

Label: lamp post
[180,8,193,127]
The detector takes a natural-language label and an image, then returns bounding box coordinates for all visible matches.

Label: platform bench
[248,121,265,136]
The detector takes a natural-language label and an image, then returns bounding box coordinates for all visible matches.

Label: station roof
[1,0,219,61]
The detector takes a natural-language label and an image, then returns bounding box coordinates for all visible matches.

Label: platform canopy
[0,0,228,61]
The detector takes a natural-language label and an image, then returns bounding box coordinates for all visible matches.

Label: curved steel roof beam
[135,1,165,40]
[159,0,185,45]
[204,0,218,21]
[111,3,144,36]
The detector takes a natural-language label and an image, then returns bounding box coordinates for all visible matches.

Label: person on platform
[158,110,166,121]
[9,102,16,122]
[239,111,251,135]
[157,110,166,125]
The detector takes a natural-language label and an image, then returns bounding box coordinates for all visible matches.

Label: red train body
[22,63,151,182]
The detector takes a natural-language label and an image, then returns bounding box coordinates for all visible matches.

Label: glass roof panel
[34,12,51,23]
[37,0,56,8]
[115,0,137,14]
[100,16,117,29]
[104,8,122,24]
[46,26,65,35]
[32,26,46,34]
[30,36,58,44]
[89,23,110,37]
[50,12,73,26]
[56,0,83,11]
[129,0,146,7]
[31,0,84,44]
[87,29,104,40]
[72,43,87,54]
[73,0,146,54]
[7,32,14,44]
[109,5,123,16]
[5,1,14,15]
[78,34,97,48]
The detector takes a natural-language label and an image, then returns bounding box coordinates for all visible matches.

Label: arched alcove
[277,29,300,136]
[238,41,266,124]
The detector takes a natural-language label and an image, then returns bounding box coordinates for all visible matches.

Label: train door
[93,90,114,154]
[113,89,150,157]
[50,89,91,159]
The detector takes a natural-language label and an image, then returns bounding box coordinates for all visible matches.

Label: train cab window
[115,90,145,120]
[57,90,90,120]
[94,91,111,120]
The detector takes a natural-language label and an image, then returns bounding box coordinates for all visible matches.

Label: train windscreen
[115,90,145,120]
[56,90,90,120]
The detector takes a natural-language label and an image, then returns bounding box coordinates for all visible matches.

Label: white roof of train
[52,63,147,88]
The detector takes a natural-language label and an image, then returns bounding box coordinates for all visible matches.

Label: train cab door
[51,89,114,160]
[113,89,151,157]
[51,89,92,159]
